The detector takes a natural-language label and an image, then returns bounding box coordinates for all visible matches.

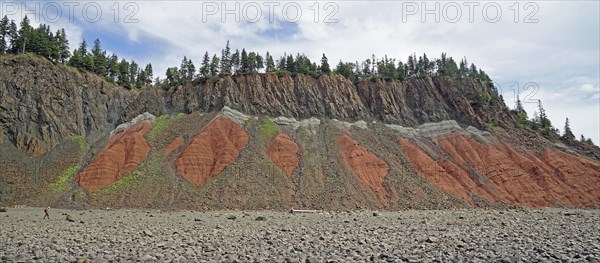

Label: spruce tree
[16,15,32,53]
[107,54,119,82]
[240,49,248,73]
[256,53,264,72]
[0,16,9,53]
[118,59,130,88]
[165,67,180,85]
[7,20,17,52]
[536,100,553,135]
[231,49,240,73]
[129,60,139,87]
[286,54,295,72]
[55,29,70,63]
[397,61,406,81]
[248,52,257,73]
[406,55,415,77]
[200,52,210,77]
[186,58,195,80]
[220,40,231,75]
[91,38,107,76]
[144,63,153,85]
[179,56,189,80]
[515,96,525,112]
[320,53,330,74]
[209,55,220,77]
[265,52,275,72]
[563,118,575,141]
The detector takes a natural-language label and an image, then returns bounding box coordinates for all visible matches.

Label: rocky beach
[1,207,599,262]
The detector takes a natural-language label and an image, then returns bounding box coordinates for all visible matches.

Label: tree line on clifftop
[163,40,493,89]
[0,17,595,146]
[0,17,487,88]
[512,97,595,146]
[0,15,152,89]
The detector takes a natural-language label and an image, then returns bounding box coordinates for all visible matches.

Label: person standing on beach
[43,207,50,219]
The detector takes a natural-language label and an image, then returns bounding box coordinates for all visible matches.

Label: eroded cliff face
[125,73,510,130]
[1,55,599,210]
[0,56,135,157]
[400,132,600,208]
[1,56,504,159]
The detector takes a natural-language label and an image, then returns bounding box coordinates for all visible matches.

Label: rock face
[338,135,390,205]
[174,117,249,186]
[0,56,134,157]
[77,122,152,191]
[124,73,510,130]
[2,56,600,210]
[267,133,299,176]
[400,133,600,207]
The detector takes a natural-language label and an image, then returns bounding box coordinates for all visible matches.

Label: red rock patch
[174,117,249,186]
[164,136,184,156]
[267,132,299,176]
[77,122,152,191]
[400,133,600,207]
[338,135,389,203]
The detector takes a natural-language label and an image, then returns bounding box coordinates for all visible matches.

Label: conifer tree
[563,117,575,141]
[16,15,32,53]
[144,63,153,85]
[265,52,275,72]
[7,20,17,52]
[91,38,107,76]
[165,67,180,85]
[231,49,240,73]
[118,59,130,88]
[200,52,210,77]
[220,40,231,75]
[256,53,264,72]
[247,52,257,73]
[209,55,220,77]
[0,16,9,53]
[55,29,70,63]
[186,58,195,80]
[129,60,139,87]
[320,53,330,74]
[240,49,248,73]
[179,56,189,80]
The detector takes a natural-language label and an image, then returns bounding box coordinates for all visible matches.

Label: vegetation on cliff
[0,15,152,89]
[0,16,594,146]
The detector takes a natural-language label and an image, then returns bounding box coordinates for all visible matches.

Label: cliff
[125,73,513,130]
[0,55,135,157]
[1,55,598,210]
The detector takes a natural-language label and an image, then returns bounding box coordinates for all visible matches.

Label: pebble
[0,208,597,262]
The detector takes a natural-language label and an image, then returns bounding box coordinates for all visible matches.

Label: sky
[3,0,599,144]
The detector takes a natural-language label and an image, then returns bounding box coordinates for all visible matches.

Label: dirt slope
[77,122,152,191]
[400,133,600,208]
[338,134,390,205]
[174,117,249,186]
[267,132,299,176]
